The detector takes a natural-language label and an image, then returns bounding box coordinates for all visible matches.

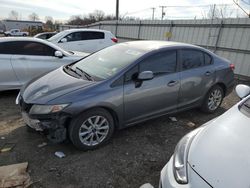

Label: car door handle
[205,71,211,76]
[167,80,179,87]
[18,57,27,60]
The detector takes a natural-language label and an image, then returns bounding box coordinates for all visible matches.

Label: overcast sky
[0,0,249,22]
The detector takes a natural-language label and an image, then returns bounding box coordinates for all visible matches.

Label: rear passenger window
[204,53,212,65]
[181,50,204,70]
[65,31,104,42]
[81,31,104,40]
[140,50,177,74]
[0,41,55,56]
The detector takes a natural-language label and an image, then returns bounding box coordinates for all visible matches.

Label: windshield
[48,30,68,42]
[71,44,145,79]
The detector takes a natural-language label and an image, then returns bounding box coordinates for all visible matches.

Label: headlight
[173,128,203,184]
[29,104,69,115]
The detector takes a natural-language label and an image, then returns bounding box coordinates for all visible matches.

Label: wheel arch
[69,106,121,130]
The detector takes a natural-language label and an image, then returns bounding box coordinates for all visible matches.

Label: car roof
[119,40,205,52]
[62,28,111,33]
[0,37,47,43]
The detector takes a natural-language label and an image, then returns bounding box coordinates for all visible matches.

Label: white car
[48,29,118,53]
[0,37,88,91]
[4,29,29,36]
[160,84,250,188]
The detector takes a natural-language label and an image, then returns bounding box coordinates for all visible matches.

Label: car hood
[188,101,250,188]
[71,51,89,57]
[21,67,95,104]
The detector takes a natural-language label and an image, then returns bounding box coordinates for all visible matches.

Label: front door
[9,41,66,85]
[123,50,180,124]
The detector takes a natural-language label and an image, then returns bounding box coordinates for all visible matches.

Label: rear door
[10,41,69,85]
[123,50,180,124]
[58,31,105,53]
[0,42,20,90]
[179,49,215,110]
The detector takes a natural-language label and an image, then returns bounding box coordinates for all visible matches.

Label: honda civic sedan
[159,84,250,188]
[17,41,234,150]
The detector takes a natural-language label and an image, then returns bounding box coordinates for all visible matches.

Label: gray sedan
[0,37,88,91]
[17,41,234,150]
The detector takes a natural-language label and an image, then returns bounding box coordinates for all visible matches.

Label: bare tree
[207,4,234,19]
[87,10,105,22]
[29,13,39,21]
[45,16,54,30]
[8,10,19,20]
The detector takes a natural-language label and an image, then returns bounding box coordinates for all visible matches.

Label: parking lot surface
[0,86,242,187]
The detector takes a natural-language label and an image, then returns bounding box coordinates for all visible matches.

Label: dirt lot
[0,84,245,188]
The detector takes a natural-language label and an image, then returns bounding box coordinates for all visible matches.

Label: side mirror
[138,71,154,81]
[54,51,63,58]
[60,38,67,43]
[235,84,250,99]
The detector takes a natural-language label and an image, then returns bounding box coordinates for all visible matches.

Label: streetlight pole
[116,0,119,20]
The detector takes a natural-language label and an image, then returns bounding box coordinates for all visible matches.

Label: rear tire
[69,108,115,150]
[201,85,224,113]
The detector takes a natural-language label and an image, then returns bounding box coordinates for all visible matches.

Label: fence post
[167,21,173,41]
[214,20,223,53]
[137,20,142,40]
[99,23,101,29]
[115,21,118,36]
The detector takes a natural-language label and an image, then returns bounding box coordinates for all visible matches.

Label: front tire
[69,108,115,150]
[201,85,224,113]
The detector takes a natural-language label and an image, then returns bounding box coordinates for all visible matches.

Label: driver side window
[65,32,82,42]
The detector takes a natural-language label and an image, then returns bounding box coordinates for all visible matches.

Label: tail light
[111,37,118,43]
[230,63,235,71]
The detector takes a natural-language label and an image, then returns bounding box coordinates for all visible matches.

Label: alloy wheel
[79,115,109,146]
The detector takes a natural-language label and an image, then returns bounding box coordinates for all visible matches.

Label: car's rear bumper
[225,79,235,97]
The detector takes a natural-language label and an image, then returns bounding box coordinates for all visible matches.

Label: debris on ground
[187,121,196,128]
[140,183,154,188]
[37,142,47,148]
[55,151,65,158]
[169,116,177,122]
[0,162,31,188]
[0,137,5,140]
[0,143,15,153]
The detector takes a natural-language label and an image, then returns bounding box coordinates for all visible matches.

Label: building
[0,20,43,32]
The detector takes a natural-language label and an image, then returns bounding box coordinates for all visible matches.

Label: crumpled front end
[19,96,71,143]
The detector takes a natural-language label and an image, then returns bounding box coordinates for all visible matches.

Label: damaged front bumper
[19,97,71,143]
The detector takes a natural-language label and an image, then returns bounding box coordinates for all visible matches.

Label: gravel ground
[0,85,245,188]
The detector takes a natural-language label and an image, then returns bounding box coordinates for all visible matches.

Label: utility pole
[116,0,119,20]
[159,6,167,20]
[151,7,156,20]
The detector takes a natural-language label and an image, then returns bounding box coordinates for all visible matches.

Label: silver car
[18,41,234,150]
[0,37,88,91]
[160,84,250,188]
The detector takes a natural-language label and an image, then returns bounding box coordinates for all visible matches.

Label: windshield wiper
[75,67,94,81]
[244,102,250,109]
[64,65,82,78]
